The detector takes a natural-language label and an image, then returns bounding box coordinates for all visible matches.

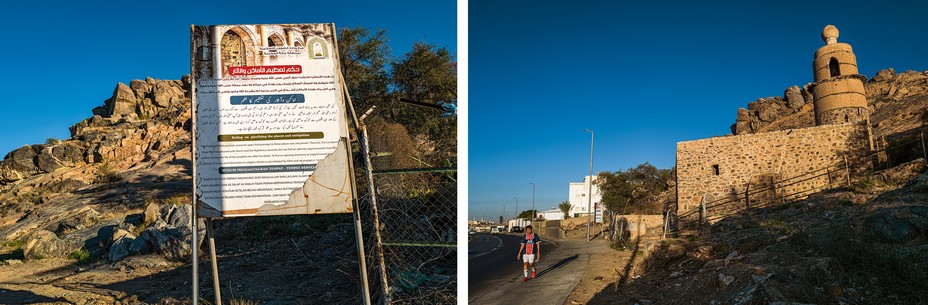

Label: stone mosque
[675,25,875,217]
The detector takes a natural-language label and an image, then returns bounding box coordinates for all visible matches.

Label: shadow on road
[536,254,579,278]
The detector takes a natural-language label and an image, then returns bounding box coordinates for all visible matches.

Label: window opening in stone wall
[829,57,840,77]
[712,164,720,175]
[220,30,246,78]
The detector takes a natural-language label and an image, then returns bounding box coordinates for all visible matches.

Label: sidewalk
[470,239,609,305]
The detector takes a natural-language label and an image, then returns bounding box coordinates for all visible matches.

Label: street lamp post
[513,197,519,220]
[584,129,594,241]
[501,204,506,224]
[530,182,536,223]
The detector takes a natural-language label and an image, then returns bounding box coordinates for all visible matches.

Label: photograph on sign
[192,24,352,217]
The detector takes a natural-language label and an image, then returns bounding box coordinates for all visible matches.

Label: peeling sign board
[191,23,353,217]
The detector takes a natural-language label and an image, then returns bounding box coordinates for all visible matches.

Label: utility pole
[501,204,506,224]
[585,129,594,241]
[530,182,536,223]
[513,197,519,220]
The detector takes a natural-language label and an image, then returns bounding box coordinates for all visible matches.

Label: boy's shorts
[522,254,535,263]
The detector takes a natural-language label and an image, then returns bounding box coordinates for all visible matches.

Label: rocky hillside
[731,68,928,138]
[584,158,928,304]
[0,77,365,304]
[0,76,194,254]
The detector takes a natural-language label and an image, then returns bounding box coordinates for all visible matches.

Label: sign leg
[208,218,222,305]
[192,205,199,305]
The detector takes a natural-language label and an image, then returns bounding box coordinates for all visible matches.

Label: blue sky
[0,0,455,155]
[468,0,928,220]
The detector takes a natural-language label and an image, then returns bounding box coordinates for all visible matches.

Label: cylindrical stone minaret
[811,25,869,126]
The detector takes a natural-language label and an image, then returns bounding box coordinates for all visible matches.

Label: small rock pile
[106,203,205,262]
[20,202,204,263]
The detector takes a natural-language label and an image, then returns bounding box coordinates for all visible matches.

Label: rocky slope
[0,76,195,261]
[731,68,928,139]
[0,76,366,304]
[583,158,928,304]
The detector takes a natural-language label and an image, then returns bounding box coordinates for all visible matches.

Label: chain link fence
[353,106,457,304]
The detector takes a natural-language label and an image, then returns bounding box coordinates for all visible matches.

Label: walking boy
[516,225,541,281]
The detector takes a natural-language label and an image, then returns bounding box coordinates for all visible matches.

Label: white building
[568,175,601,219]
[538,208,563,220]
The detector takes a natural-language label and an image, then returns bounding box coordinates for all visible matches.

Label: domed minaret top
[810,24,869,126]
[822,25,839,45]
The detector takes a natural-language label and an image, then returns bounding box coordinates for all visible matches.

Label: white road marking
[469,235,504,259]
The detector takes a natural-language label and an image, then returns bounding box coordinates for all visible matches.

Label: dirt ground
[0,218,366,305]
[562,240,637,305]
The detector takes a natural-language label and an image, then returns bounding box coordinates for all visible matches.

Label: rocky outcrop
[102,77,190,119]
[84,203,206,262]
[730,69,928,136]
[730,84,814,135]
[0,76,191,185]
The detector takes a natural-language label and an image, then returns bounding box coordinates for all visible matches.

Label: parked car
[490,227,500,234]
[510,226,522,233]
[469,229,476,235]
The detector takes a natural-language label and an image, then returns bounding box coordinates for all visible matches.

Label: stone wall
[619,214,664,239]
[676,122,872,216]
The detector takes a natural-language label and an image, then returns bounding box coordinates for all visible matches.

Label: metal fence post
[844,155,851,186]
[339,74,372,305]
[360,108,392,305]
[699,195,706,228]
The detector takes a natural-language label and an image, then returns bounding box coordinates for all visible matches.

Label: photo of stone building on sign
[193,24,333,79]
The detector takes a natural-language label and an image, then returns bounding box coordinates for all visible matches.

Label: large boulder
[139,227,191,260]
[5,146,39,173]
[162,204,205,239]
[54,208,100,235]
[784,85,804,109]
[144,202,161,225]
[69,115,113,137]
[733,108,753,135]
[35,147,65,173]
[750,98,787,123]
[23,230,75,260]
[128,204,206,261]
[51,143,86,165]
[0,146,40,183]
[0,162,26,183]
[152,81,186,107]
[106,82,138,117]
[801,83,814,104]
[108,232,137,262]
[872,68,896,82]
[866,206,928,243]
[128,235,151,254]
[129,79,152,97]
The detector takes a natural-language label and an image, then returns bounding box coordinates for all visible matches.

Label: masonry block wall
[621,215,664,239]
[675,122,872,216]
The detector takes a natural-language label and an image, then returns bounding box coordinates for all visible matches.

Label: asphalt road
[468,233,559,300]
